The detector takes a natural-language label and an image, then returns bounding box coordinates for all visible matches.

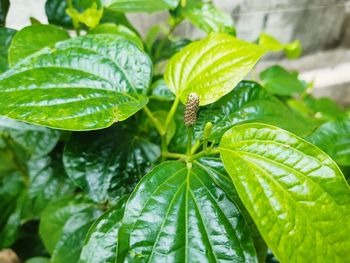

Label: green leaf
[63,124,160,203]
[89,23,143,49]
[39,196,101,261]
[151,38,191,63]
[117,161,257,262]
[79,196,128,263]
[21,154,76,219]
[220,123,350,262]
[0,27,16,73]
[195,81,316,141]
[66,2,103,29]
[184,3,235,35]
[307,118,350,166]
[259,33,302,59]
[260,65,307,96]
[164,33,266,106]
[104,0,180,13]
[25,257,50,263]
[0,116,60,157]
[8,25,70,67]
[149,79,176,101]
[0,34,152,131]
[303,95,345,121]
[0,0,9,27]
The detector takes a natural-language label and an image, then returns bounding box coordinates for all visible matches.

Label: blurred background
[6,0,350,105]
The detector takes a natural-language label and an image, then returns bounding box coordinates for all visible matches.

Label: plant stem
[162,152,186,159]
[187,126,193,156]
[191,140,201,154]
[188,148,220,162]
[165,97,180,131]
[143,106,165,135]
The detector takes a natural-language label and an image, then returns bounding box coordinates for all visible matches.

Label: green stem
[143,106,165,135]
[165,97,180,131]
[162,152,186,159]
[190,140,201,154]
[187,126,193,156]
[188,148,220,162]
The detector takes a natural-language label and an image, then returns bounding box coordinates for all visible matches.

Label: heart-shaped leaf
[307,118,350,166]
[117,161,257,262]
[220,123,350,262]
[164,33,266,106]
[195,81,316,141]
[79,196,128,263]
[63,124,160,203]
[0,34,152,130]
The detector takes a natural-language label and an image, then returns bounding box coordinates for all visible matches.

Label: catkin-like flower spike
[184,92,200,127]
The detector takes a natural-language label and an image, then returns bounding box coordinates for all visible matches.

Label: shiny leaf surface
[117,161,257,262]
[260,65,306,96]
[307,118,350,166]
[0,116,60,157]
[220,123,350,262]
[0,34,152,130]
[63,124,160,203]
[195,81,316,141]
[104,0,180,12]
[149,79,176,101]
[79,196,128,263]
[0,27,16,72]
[8,25,70,66]
[164,33,266,106]
[39,196,101,261]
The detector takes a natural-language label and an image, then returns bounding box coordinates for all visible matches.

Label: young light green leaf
[195,81,316,141]
[307,118,350,166]
[8,24,70,66]
[117,161,257,262]
[39,196,101,262]
[164,33,266,106]
[0,28,16,73]
[0,116,60,157]
[104,0,180,12]
[0,34,152,131]
[220,123,350,262]
[184,3,235,35]
[63,125,160,203]
[79,196,128,263]
[260,65,307,96]
[259,33,302,59]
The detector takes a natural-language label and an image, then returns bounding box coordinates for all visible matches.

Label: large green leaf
[195,81,316,141]
[307,118,350,166]
[0,34,152,130]
[8,25,70,66]
[260,65,306,96]
[104,0,180,12]
[117,161,257,262]
[0,0,9,27]
[0,116,60,157]
[63,124,160,203]
[164,33,266,106]
[0,27,16,72]
[39,196,101,262]
[220,123,350,262]
[79,196,128,263]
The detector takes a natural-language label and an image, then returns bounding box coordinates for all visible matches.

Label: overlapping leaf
[63,124,160,203]
[220,123,350,262]
[0,34,152,130]
[164,33,266,105]
[0,27,16,72]
[117,161,257,262]
[104,0,180,12]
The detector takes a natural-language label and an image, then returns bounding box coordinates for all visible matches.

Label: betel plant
[0,0,350,262]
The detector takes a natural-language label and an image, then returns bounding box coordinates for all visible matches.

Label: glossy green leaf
[21,154,76,219]
[63,124,160,203]
[0,34,152,130]
[151,38,191,63]
[79,196,128,263]
[195,81,316,141]
[39,196,101,262]
[0,27,16,72]
[0,0,9,27]
[117,161,257,262]
[0,116,60,157]
[260,65,307,96]
[307,118,350,166]
[184,3,235,35]
[25,257,50,263]
[149,79,176,101]
[90,23,143,49]
[164,33,266,106]
[259,33,302,59]
[104,0,180,13]
[220,123,350,262]
[8,25,70,66]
